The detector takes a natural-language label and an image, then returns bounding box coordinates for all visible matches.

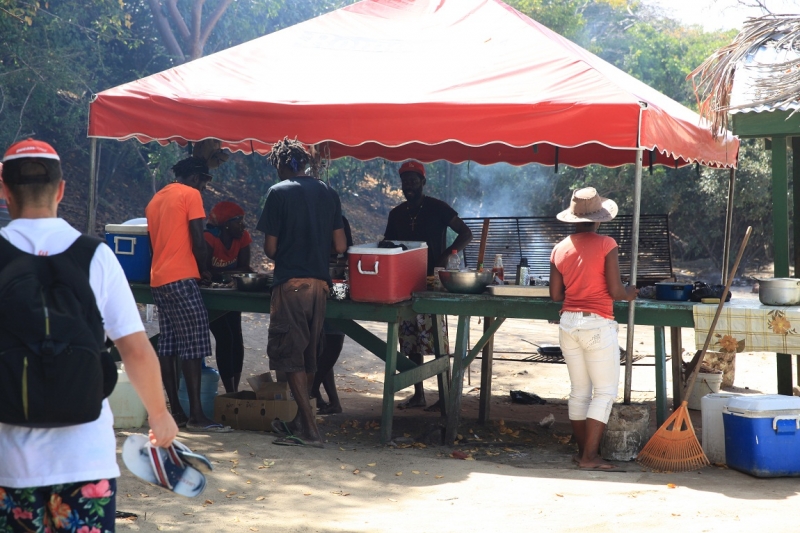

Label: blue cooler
[723,395,800,477]
[105,223,150,283]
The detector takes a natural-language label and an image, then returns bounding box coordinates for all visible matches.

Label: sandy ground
[115,287,800,532]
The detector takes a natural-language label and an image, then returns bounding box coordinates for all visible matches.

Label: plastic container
[178,363,220,420]
[446,250,461,271]
[105,223,150,283]
[107,365,147,428]
[515,258,530,286]
[723,394,800,477]
[686,372,723,410]
[492,254,504,284]
[701,392,743,464]
[655,282,693,301]
[348,241,427,303]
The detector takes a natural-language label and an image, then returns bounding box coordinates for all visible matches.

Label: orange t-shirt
[204,230,252,270]
[146,183,206,287]
[550,232,618,319]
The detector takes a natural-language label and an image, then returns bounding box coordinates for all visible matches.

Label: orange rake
[637,226,751,472]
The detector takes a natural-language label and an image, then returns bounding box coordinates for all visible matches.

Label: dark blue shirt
[256,177,343,287]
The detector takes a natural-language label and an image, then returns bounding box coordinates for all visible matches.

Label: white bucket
[687,372,723,411]
[107,366,147,428]
[701,392,742,464]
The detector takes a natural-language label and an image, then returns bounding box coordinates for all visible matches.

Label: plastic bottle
[492,254,505,284]
[516,257,530,286]
[446,249,461,271]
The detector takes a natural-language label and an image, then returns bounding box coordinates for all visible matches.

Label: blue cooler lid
[724,394,800,418]
[106,223,148,235]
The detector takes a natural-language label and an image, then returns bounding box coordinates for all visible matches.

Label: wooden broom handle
[477,218,490,268]
[684,226,752,399]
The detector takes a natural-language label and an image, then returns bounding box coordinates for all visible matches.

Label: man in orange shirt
[146,157,230,432]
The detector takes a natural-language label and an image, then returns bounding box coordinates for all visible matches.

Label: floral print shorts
[399,313,449,357]
[0,479,116,533]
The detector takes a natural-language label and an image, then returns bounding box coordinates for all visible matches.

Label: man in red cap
[384,160,473,409]
[0,139,178,530]
[204,200,253,393]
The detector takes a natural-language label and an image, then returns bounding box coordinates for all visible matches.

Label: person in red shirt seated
[204,201,253,393]
[549,187,637,471]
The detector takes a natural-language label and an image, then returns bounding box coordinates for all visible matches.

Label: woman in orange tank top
[549,188,637,471]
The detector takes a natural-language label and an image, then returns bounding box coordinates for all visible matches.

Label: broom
[636,226,752,472]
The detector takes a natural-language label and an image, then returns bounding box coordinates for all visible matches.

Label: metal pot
[758,277,800,306]
[232,273,271,292]
[438,269,494,294]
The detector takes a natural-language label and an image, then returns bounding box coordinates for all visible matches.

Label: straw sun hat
[556,187,618,223]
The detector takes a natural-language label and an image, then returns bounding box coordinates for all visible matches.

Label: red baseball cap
[3,138,60,162]
[398,160,425,178]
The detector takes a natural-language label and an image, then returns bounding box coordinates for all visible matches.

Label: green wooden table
[130,284,451,443]
[411,292,695,443]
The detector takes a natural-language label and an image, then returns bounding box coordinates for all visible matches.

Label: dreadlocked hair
[267,137,311,173]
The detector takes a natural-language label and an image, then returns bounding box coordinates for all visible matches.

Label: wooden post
[773,136,793,395]
[792,137,800,389]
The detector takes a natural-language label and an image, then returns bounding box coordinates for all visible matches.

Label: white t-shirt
[0,218,144,488]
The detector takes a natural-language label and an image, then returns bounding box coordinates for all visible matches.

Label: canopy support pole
[721,167,736,285]
[623,148,643,404]
[87,138,98,235]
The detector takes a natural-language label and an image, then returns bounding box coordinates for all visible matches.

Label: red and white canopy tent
[87,0,738,399]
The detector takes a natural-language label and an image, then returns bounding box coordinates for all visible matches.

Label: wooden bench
[461,215,673,286]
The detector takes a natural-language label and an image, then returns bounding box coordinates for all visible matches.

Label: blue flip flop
[122,434,208,498]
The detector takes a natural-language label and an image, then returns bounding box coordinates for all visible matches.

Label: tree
[144,0,233,62]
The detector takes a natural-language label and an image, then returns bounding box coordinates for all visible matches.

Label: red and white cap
[3,138,60,162]
[398,160,426,178]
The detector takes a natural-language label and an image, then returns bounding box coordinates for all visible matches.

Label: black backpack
[0,235,117,427]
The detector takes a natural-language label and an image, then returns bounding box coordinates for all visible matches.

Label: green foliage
[0,0,781,269]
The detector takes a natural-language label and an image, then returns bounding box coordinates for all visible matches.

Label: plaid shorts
[151,279,211,360]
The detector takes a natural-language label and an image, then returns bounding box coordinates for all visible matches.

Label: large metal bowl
[232,273,272,292]
[438,270,494,294]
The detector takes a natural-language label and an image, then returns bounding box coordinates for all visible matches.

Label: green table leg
[432,314,449,418]
[777,353,793,395]
[670,327,683,409]
[654,326,667,425]
[381,322,399,443]
[445,316,469,445]
[478,317,494,424]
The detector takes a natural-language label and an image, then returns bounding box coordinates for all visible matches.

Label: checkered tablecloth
[693,299,800,354]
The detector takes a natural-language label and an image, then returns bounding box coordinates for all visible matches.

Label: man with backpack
[0,138,178,531]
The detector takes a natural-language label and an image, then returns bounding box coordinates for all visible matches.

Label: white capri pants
[558,311,620,423]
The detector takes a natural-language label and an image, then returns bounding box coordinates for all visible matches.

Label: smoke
[449,162,557,218]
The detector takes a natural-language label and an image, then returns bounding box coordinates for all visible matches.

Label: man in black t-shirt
[257,138,346,447]
[384,161,473,409]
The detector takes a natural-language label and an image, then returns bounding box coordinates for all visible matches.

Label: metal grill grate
[461,215,673,286]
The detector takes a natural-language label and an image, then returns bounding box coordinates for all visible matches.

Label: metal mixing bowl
[232,273,272,292]
[438,270,494,294]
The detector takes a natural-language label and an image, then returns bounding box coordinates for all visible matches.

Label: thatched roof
[690,14,800,138]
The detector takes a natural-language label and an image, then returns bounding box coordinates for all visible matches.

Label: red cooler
[348,241,427,303]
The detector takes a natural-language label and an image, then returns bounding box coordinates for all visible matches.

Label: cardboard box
[213,391,314,431]
[247,373,293,401]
